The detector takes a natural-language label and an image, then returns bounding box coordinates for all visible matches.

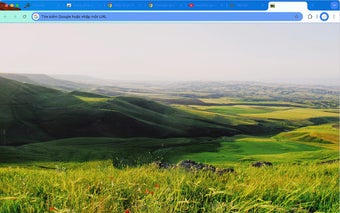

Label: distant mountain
[0,73,90,91]
[3,74,337,109]
[0,77,240,145]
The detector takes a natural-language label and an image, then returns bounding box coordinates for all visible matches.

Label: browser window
[0,1,339,212]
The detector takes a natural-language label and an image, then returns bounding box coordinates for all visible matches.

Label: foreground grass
[0,161,338,213]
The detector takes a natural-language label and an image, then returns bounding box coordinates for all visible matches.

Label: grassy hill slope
[0,77,243,145]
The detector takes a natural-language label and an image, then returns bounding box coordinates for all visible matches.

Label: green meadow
[0,76,339,212]
[0,161,338,213]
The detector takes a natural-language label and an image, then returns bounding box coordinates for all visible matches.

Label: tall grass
[0,161,338,213]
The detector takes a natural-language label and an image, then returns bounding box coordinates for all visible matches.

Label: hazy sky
[0,24,339,83]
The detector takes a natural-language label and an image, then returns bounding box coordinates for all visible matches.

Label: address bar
[32,12,303,22]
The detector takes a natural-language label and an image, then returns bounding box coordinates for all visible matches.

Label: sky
[0,23,339,83]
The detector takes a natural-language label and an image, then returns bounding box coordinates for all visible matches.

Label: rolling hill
[0,77,243,146]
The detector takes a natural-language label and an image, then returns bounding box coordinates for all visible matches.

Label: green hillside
[0,77,246,146]
[1,76,337,146]
[0,77,86,144]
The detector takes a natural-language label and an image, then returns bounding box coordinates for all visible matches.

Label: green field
[0,76,339,212]
[275,124,339,148]
[193,105,284,115]
[243,108,338,120]
[167,137,325,164]
[1,134,336,165]
[0,161,338,213]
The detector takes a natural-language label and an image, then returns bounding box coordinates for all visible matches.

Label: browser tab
[267,2,308,12]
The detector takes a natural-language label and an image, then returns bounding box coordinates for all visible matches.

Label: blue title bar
[1,1,339,11]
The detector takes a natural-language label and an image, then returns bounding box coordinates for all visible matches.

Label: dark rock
[251,161,273,168]
[216,168,235,175]
[177,160,216,172]
[154,159,235,176]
